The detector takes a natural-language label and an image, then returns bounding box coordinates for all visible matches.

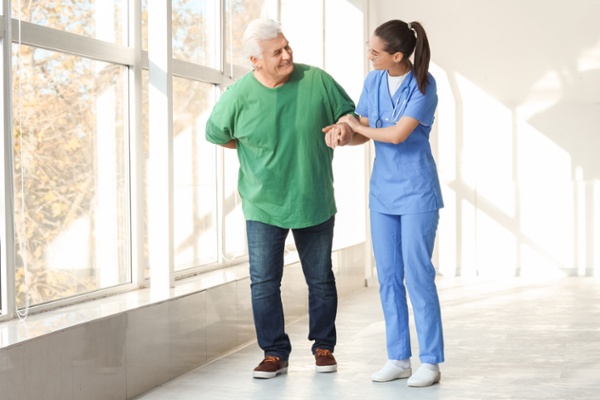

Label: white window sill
[0,263,250,350]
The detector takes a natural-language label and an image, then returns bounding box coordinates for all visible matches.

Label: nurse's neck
[388,61,412,77]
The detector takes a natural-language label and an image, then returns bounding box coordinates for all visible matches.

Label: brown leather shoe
[315,349,337,373]
[253,355,289,379]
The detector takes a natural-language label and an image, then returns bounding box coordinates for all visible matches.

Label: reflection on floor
[135,276,600,400]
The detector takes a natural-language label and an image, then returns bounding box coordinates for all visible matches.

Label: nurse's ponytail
[374,20,431,95]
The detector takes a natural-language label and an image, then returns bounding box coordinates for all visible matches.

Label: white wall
[369,0,600,277]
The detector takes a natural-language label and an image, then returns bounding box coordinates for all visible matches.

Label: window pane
[141,70,150,280]
[173,0,219,67]
[223,151,247,260]
[173,77,218,271]
[12,1,126,45]
[224,0,271,68]
[332,149,367,249]
[142,0,148,51]
[12,45,130,308]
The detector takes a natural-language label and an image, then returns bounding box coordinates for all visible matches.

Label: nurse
[324,19,444,387]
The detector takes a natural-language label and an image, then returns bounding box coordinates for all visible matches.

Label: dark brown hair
[374,20,431,94]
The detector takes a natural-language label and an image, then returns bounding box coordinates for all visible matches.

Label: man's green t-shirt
[205,63,355,229]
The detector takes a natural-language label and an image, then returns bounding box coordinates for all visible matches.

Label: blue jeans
[246,216,338,360]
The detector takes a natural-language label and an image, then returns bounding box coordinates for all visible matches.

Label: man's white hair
[242,18,283,60]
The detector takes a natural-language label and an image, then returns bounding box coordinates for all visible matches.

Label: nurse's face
[366,35,402,70]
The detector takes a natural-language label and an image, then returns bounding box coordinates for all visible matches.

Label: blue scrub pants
[246,216,338,360]
[370,209,444,364]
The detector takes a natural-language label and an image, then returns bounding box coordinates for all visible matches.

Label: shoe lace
[315,349,333,359]
[260,355,280,365]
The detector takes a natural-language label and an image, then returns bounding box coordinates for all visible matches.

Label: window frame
[0,6,139,320]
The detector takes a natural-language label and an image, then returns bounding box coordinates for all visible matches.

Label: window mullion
[147,0,174,291]
[1,9,16,319]
[129,0,145,288]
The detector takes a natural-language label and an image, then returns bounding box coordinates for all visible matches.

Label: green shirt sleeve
[205,86,236,145]
[322,71,356,122]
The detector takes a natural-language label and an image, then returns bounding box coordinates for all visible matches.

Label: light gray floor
[135,276,600,400]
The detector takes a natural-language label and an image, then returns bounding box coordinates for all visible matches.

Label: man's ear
[250,56,260,69]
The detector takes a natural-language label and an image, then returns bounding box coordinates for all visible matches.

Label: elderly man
[205,18,355,379]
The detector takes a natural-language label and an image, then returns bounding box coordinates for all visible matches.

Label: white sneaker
[371,361,412,382]
[407,365,441,387]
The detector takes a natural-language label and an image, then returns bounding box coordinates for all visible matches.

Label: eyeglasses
[365,42,387,60]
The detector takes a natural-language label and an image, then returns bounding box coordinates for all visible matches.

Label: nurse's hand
[338,114,360,130]
[322,123,353,148]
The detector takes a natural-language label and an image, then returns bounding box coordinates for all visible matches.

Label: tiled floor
[135,276,600,400]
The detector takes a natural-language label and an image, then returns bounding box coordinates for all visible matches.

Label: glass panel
[224,0,270,68]
[142,0,148,51]
[172,0,219,67]
[142,0,218,65]
[332,149,367,249]
[12,45,130,308]
[12,0,126,45]
[173,77,218,271]
[141,69,150,280]
[223,150,247,260]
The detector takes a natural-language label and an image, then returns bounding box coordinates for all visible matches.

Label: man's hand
[322,122,353,149]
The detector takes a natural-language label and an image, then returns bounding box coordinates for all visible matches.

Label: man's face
[253,33,294,83]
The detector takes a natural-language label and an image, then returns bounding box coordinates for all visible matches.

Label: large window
[2,1,137,316]
[1,0,366,320]
[12,45,129,308]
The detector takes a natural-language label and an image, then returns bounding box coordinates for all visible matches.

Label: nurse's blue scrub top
[355,69,444,215]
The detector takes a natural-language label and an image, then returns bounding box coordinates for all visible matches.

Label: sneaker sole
[407,372,441,387]
[315,364,338,373]
[253,366,288,379]
[371,368,412,382]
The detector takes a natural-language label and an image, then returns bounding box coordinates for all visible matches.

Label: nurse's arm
[352,116,419,145]
[348,116,370,145]
[335,114,370,145]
